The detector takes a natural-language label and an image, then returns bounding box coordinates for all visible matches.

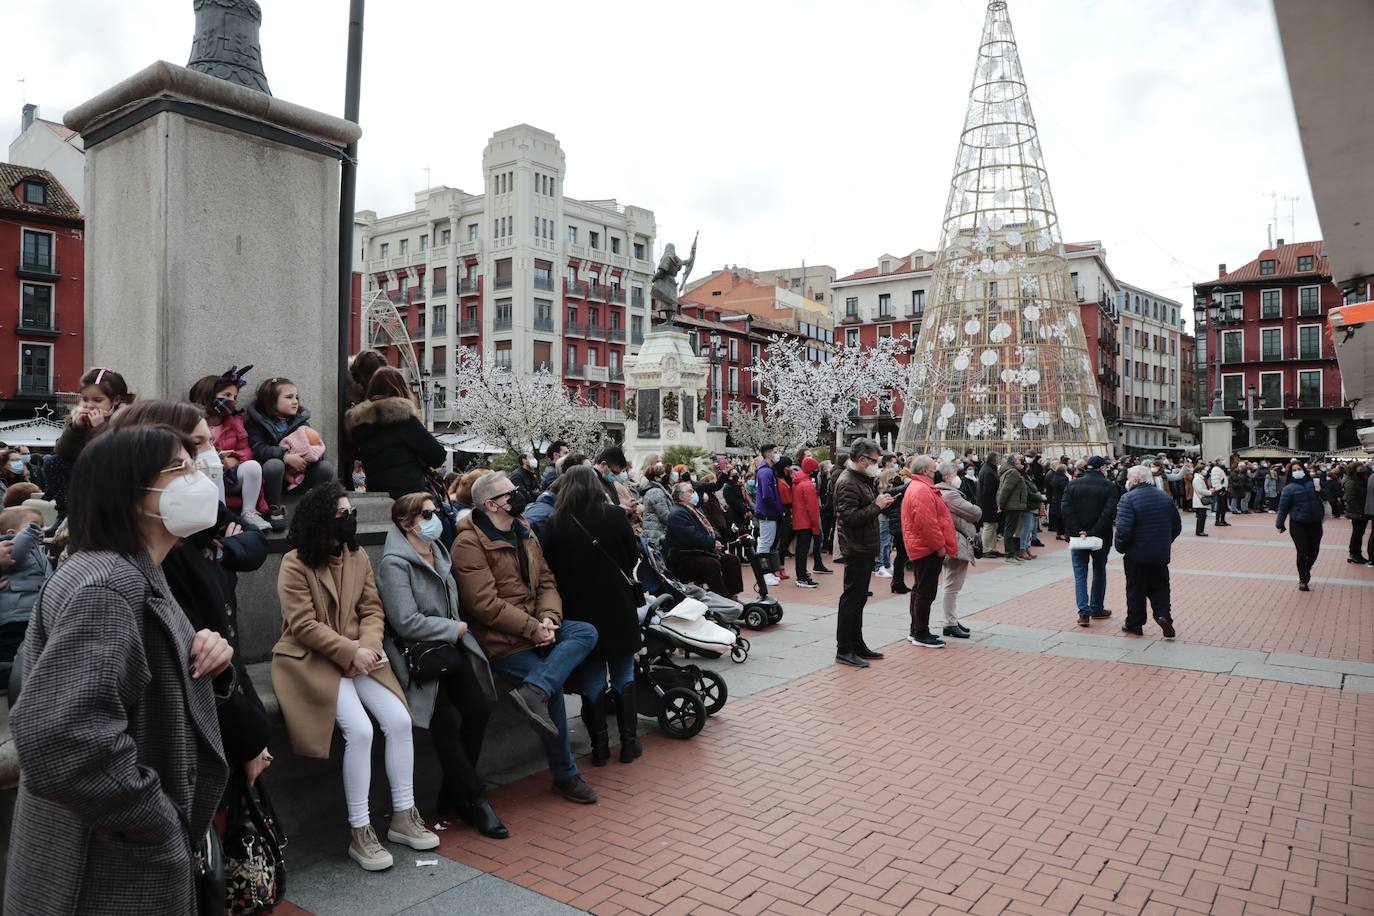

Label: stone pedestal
[1201,414,1235,463]
[621,326,725,469]
[65,61,360,454]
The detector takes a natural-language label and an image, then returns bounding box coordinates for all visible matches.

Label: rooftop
[1198,240,1329,286]
[0,162,81,218]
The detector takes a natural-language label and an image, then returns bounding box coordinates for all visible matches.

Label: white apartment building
[830,249,938,342]
[355,125,656,430]
[8,105,86,212]
[1117,281,1187,453]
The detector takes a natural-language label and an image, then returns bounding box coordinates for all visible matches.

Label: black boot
[580,690,612,766]
[615,684,643,763]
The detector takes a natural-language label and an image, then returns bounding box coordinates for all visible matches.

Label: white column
[1325,420,1341,452]
[1284,418,1301,450]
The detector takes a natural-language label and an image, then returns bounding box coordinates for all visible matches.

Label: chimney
[1217,263,1227,279]
[21,103,37,132]
[1276,238,1284,247]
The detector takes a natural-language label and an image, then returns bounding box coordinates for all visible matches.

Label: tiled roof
[0,162,81,218]
[1197,241,1328,286]
[836,260,934,283]
[39,118,77,141]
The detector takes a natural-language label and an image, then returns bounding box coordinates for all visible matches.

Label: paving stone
[971,634,1052,653]
[1044,642,1133,662]
[982,623,1060,640]
[1345,675,1374,693]
[397,874,584,915]
[289,846,482,915]
[1264,652,1374,678]
[1227,662,1345,688]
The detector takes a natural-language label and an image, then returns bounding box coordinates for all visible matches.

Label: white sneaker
[875,567,893,579]
[764,573,781,587]
[348,825,393,871]
[238,509,273,533]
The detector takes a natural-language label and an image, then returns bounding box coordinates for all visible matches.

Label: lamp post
[1246,382,1257,447]
[1193,288,1244,417]
[706,330,726,429]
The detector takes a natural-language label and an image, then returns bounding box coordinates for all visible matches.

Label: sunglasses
[416,508,437,520]
[336,508,358,519]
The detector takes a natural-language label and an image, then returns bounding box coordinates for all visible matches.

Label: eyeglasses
[159,458,209,479]
[417,508,437,520]
[336,508,358,519]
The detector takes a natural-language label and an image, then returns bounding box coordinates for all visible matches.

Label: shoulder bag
[571,515,643,604]
[224,772,287,914]
[195,823,226,916]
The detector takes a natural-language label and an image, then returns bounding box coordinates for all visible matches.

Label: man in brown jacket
[833,438,895,668]
[452,473,600,804]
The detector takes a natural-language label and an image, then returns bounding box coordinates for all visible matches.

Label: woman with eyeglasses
[5,425,234,915]
[377,493,504,838]
[272,481,439,871]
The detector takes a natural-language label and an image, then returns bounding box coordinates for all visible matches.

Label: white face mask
[1292,470,1306,480]
[865,463,880,478]
[145,472,220,538]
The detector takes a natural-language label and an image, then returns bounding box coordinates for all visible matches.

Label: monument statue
[188,0,272,95]
[650,233,698,321]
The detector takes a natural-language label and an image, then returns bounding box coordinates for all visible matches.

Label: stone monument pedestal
[1201,414,1236,463]
[621,326,725,469]
[64,61,360,453]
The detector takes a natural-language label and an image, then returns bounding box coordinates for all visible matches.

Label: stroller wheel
[769,607,784,624]
[695,670,728,714]
[657,687,706,739]
[743,607,768,630]
[730,643,748,664]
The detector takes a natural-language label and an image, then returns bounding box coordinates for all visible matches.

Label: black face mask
[334,513,358,545]
[504,491,528,517]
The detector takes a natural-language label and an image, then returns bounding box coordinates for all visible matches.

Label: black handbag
[398,638,464,687]
[194,823,226,916]
[224,774,287,915]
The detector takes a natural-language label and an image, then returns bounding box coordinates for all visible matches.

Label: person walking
[976,451,1003,558]
[935,460,981,640]
[1191,462,1213,536]
[753,445,784,585]
[1276,462,1325,591]
[833,439,894,667]
[996,454,1029,562]
[1210,460,1231,526]
[1114,466,1181,638]
[1060,456,1120,626]
[901,456,960,649]
[1343,464,1369,564]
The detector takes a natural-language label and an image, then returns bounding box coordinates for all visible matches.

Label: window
[631,315,643,343]
[589,231,601,250]
[1298,324,1321,360]
[1259,371,1282,408]
[568,226,577,244]
[1222,374,1244,411]
[611,237,621,255]
[1261,289,1281,319]
[878,325,892,339]
[380,242,389,258]
[911,290,925,317]
[399,239,408,255]
[1260,328,1282,361]
[1298,255,1314,272]
[533,259,553,291]
[430,303,446,335]
[533,341,552,372]
[1222,330,1243,363]
[729,367,738,393]
[494,298,513,330]
[533,298,553,331]
[729,338,738,361]
[20,283,54,330]
[609,351,620,375]
[494,341,512,370]
[19,342,52,394]
[23,181,47,205]
[419,234,428,252]
[1070,271,1080,300]
[589,307,600,328]
[845,297,858,318]
[634,241,645,260]
[468,223,478,241]
[1259,259,1275,275]
[1298,369,1321,408]
[567,344,577,367]
[846,329,859,347]
[1298,286,1321,316]
[878,294,891,317]
[610,390,620,410]
[441,229,451,246]
[587,347,599,367]
[880,259,890,273]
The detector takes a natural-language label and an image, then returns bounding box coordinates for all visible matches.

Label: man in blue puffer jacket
[1114,465,1182,638]
[1276,461,1325,591]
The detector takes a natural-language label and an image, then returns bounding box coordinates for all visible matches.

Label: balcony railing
[588,284,610,302]
[631,294,645,308]
[588,324,609,340]
[429,286,446,300]
[17,251,59,280]
[566,321,588,337]
[609,328,626,343]
[566,280,589,298]
[631,331,645,345]
[459,319,480,336]
[609,368,624,382]
[493,315,512,332]
[431,322,446,337]
[610,288,626,304]
[1261,350,1282,362]
[1298,347,1322,361]
[17,308,60,337]
[533,316,554,332]
[459,278,480,295]
[566,363,586,378]
[494,276,513,290]
[534,276,554,291]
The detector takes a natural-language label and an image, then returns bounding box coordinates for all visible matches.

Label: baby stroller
[634,595,731,739]
[638,537,750,663]
[727,531,785,631]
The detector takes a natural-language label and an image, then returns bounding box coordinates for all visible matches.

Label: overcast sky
[4,0,1319,320]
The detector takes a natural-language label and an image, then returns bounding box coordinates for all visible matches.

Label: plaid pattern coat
[5,551,229,915]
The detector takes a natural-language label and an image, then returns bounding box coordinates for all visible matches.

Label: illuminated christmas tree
[898,0,1109,459]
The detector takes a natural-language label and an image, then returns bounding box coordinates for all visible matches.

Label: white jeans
[335,675,415,829]
[942,558,970,626]
[234,459,264,511]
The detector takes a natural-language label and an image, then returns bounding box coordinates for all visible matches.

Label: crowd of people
[3,351,1372,910]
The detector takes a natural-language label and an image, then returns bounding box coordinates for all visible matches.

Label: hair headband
[90,366,114,385]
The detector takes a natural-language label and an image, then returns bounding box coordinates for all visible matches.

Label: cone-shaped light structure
[898,0,1109,459]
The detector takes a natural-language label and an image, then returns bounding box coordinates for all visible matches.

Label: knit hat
[802,456,820,474]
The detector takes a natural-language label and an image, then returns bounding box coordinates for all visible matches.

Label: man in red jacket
[901,455,960,648]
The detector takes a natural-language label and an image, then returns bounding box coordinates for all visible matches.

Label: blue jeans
[1071,546,1109,616]
[577,652,635,698]
[876,516,892,571]
[1018,512,1036,549]
[489,619,597,781]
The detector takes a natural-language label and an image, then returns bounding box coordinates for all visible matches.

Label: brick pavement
[283,511,1374,915]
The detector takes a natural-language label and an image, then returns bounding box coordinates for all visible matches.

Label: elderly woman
[666,481,733,596]
[639,462,674,546]
[378,492,502,838]
[934,460,982,638]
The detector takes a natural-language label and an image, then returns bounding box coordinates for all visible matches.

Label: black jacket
[345,397,447,499]
[1047,471,1070,520]
[976,461,1001,518]
[723,480,751,527]
[959,474,978,504]
[538,501,643,662]
[244,401,316,464]
[834,467,881,558]
[1059,470,1120,541]
[509,465,539,504]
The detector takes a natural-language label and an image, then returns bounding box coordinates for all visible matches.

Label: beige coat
[271,547,408,759]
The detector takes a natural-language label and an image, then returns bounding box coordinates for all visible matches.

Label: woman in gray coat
[377,493,503,839]
[935,460,983,640]
[639,463,674,545]
[7,425,234,916]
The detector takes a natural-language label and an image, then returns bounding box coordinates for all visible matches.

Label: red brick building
[1193,240,1356,452]
[0,163,83,418]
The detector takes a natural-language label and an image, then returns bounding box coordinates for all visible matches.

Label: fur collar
[346,396,417,431]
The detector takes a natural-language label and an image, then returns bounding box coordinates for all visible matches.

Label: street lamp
[1246,382,1257,447]
[1194,287,1243,417]
[706,330,726,429]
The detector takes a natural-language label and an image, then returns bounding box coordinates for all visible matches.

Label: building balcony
[585,365,609,383]
[587,324,609,341]
[430,322,446,337]
[459,319,480,336]
[16,309,60,338]
[609,328,626,343]
[610,288,626,305]
[534,276,554,292]
[593,407,625,423]
[459,278,481,295]
[588,284,611,302]
[1261,351,1283,362]
[631,294,645,308]
[494,276,513,291]
[566,280,589,299]
[566,363,586,378]
[565,321,588,337]
[412,287,426,302]
[429,286,446,300]
[631,330,645,346]
[610,368,625,382]
[493,315,512,332]
[905,311,925,321]
[533,316,554,333]
[17,252,60,282]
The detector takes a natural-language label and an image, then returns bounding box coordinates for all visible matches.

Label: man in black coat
[1114,465,1181,638]
[1059,455,1120,626]
[509,452,540,510]
[976,452,1003,558]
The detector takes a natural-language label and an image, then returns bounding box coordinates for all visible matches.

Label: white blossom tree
[449,348,609,457]
[724,400,801,452]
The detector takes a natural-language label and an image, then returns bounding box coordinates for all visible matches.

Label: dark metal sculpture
[638,389,661,439]
[188,0,272,95]
[650,233,698,320]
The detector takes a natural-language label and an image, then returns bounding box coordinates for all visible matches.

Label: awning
[0,418,66,448]
[1331,301,1374,421]
[435,433,506,455]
